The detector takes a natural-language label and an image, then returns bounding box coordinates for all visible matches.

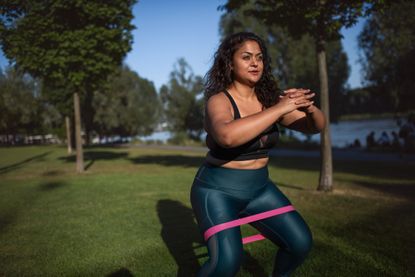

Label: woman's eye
[242,56,250,60]
[257,55,263,61]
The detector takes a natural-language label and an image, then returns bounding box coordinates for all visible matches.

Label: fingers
[278,88,316,112]
[284,88,314,99]
[291,92,315,103]
[293,92,314,106]
[295,99,314,106]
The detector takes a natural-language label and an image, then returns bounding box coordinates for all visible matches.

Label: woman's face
[231,40,264,86]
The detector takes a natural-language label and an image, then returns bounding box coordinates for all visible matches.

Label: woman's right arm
[206,91,312,148]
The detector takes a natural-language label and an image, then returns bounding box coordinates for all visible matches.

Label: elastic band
[204,205,295,244]
[242,234,266,244]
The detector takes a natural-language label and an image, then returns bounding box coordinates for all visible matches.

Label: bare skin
[205,40,325,169]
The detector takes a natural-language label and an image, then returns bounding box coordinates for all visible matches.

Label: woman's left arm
[279,89,326,134]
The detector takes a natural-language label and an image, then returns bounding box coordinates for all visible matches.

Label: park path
[126,144,415,163]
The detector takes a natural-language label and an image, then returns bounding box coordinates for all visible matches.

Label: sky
[0,0,365,90]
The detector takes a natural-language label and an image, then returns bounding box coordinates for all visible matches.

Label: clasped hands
[280,88,317,114]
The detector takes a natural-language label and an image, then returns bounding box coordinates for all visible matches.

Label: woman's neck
[229,81,256,101]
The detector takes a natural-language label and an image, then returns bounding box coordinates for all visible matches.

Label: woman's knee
[214,249,243,276]
[202,233,244,276]
[289,226,313,257]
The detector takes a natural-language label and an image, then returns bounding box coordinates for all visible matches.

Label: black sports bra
[206,91,279,161]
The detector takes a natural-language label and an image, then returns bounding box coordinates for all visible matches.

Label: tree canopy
[0,0,136,92]
[93,66,161,138]
[0,0,136,172]
[359,0,415,112]
[0,67,61,143]
[219,5,350,121]
[160,58,204,141]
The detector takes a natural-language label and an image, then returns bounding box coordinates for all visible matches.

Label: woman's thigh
[242,181,312,251]
[190,181,246,234]
[191,184,247,275]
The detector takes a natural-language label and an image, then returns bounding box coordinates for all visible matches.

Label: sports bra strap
[224,90,241,119]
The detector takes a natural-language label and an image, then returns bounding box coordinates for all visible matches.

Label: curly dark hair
[204,32,279,108]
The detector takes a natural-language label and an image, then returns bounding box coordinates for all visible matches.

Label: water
[139,118,401,148]
[290,118,400,148]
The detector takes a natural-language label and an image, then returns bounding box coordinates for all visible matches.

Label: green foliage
[0,0,136,148]
[161,58,204,140]
[93,66,161,137]
[41,82,74,117]
[0,67,61,139]
[0,67,36,135]
[0,0,136,92]
[358,1,415,112]
[222,0,384,43]
[219,3,350,121]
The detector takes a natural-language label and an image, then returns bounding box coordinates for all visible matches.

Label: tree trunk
[73,92,84,173]
[65,116,73,154]
[83,90,94,146]
[316,40,333,191]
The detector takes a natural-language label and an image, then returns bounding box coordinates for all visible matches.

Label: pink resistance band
[204,205,295,244]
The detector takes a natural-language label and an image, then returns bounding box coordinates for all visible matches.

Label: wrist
[305,105,317,114]
[270,104,289,120]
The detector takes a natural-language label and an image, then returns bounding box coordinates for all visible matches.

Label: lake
[139,118,401,148]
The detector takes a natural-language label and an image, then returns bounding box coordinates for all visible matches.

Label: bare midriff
[205,152,269,170]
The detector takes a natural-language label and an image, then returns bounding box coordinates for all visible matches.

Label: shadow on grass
[157,199,202,276]
[277,182,305,190]
[58,150,129,171]
[241,251,269,277]
[0,181,66,233]
[269,156,415,181]
[310,201,415,276]
[301,240,383,276]
[130,155,204,168]
[41,170,64,177]
[38,181,67,191]
[0,151,52,174]
[339,179,415,201]
[106,268,134,277]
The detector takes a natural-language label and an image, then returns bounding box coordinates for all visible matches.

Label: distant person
[353,138,361,148]
[377,131,390,147]
[190,32,325,276]
[399,113,415,152]
[366,131,376,149]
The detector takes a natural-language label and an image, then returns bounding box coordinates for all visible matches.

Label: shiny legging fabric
[190,163,312,277]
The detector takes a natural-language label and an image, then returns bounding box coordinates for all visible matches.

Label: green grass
[0,145,414,276]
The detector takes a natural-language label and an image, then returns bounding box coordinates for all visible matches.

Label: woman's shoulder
[207,91,229,106]
[206,91,234,116]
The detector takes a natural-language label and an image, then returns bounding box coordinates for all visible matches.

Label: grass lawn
[0,145,414,276]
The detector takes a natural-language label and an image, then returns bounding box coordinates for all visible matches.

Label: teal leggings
[190,164,312,277]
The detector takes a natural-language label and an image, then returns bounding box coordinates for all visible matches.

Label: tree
[0,0,136,172]
[0,66,61,144]
[220,5,350,122]
[222,0,383,191]
[0,67,37,143]
[160,58,204,141]
[40,82,75,152]
[93,65,161,138]
[359,1,415,113]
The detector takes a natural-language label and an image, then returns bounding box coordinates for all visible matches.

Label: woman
[190,32,325,277]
